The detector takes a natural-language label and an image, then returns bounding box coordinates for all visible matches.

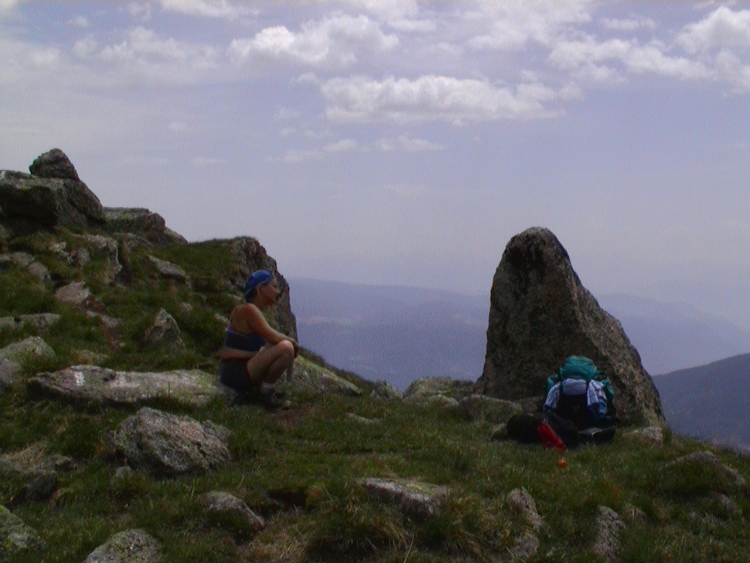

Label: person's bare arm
[241,304,300,356]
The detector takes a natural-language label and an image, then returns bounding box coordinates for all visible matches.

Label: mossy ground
[1,231,748,562]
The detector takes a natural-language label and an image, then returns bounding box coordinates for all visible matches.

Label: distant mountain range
[653,354,750,451]
[291,278,749,449]
[290,278,749,386]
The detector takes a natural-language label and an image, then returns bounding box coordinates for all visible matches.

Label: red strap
[537,421,567,452]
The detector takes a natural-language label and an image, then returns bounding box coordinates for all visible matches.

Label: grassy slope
[1,230,749,562]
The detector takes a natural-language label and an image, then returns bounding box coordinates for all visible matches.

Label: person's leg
[245,340,295,386]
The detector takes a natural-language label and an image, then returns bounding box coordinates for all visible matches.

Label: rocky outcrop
[110,407,231,478]
[82,529,161,563]
[228,237,297,340]
[279,356,362,397]
[402,376,474,406]
[0,505,45,560]
[360,478,448,519]
[27,365,227,408]
[624,427,664,447]
[477,227,663,426]
[370,379,401,401]
[102,207,187,245]
[0,149,104,235]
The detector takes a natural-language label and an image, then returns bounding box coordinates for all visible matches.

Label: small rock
[346,413,379,425]
[82,529,161,563]
[0,313,62,331]
[668,451,746,490]
[110,407,232,478]
[0,337,56,390]
[508,532,540,561]
[591,505,626,562]
[54,282,103,311]
[624,427,663,447]
[148,255,189,284]
[370,379,401,401]
[506,488,543,531]
[203,491,265,535]
[6,252,51,284]
[86,311,121,330]
[279,356,362,397]
[18,470,59,503]
[710,492,742,518]
[0,505,46,559]
[457,394,522,424]
[213,313,229,326]
[179,302,193,315]
[143,309,184,350]
[490,424,508,441]
[361,478,448,519]
[402,376,474,404]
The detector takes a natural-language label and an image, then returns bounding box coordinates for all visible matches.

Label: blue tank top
[223,327,265,352]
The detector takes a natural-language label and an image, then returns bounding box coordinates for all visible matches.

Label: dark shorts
[219,360,252,395]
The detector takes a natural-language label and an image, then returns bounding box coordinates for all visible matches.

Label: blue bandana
[243,270,274,300]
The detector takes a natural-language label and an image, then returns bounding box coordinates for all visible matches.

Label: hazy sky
[1,1,748,329]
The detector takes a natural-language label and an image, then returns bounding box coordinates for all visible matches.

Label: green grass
[1,230,748,562]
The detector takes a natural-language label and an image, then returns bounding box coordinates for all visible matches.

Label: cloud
[466,0,593,51]
[278,149,321,163]
[320,74,560,124]
[378,135,443,151]
[168,121,188,132]
[323,139,360,153]
[127,2,152,21]
[158,0,254,20]
[677,6,750,53]
[549,37,712,82]
[68,16,90,29]
[599,16,656,32]
[227,13,398,70]
[73,35,98,59]
[0,0,26,13]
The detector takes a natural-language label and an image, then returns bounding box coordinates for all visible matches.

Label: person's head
[243,270,279,303]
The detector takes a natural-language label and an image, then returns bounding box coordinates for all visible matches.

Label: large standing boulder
[110,407,231,478]
[0,149,104,235]
[477,228,663,426]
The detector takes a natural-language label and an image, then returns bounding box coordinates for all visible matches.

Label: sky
[1,0,749,331]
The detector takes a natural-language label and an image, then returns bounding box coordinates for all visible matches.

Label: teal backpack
[544,356,616,429]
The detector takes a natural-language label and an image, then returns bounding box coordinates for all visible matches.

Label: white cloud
[549,37,712,81]
[388,134,445,152]
[320,74,559,124]
[467,0,593,51]
[600,16,656,32]
[677,6,750,53]
[278,149,321,163]
[73,36,98,59]
[0,0,26,13]
[127,2,152,21]
[69,16,90,28]
[227,13,398,70]
[158,0,254,20]
[715,48,750,92]
[168,121,188,132]
[280,127,296,137]
[323,138,360,153]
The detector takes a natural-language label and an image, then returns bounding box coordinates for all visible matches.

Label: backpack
[543,356,616,431]
[506,411,580,449]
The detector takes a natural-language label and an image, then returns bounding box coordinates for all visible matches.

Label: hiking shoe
[246,386,290,410]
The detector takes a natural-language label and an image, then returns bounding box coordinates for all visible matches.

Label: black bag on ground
[505,412,580,448]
